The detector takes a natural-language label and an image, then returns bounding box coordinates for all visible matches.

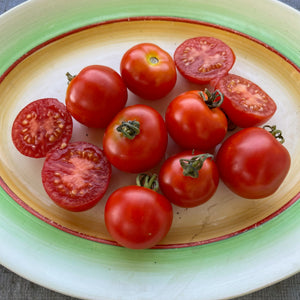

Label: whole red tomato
[65,65,128,128]
[103,104,168,173]
[159,150,219,208]
[165,89,228,150]
[216,126,291,199]
[120,43,177,100]
[214,73,277,128]
[105,174,173,249]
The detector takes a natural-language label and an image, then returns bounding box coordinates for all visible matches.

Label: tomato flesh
[42,141,111,212]
[215,74,277,127]
[174,36,235,84]
[11,98,73,158]
[216,127,290,199]
[105,185,173,249]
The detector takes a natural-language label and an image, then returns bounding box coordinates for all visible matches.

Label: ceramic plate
[0,0,299,299]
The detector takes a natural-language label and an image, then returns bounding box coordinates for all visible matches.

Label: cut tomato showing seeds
[11,98,73,158]
[215,74,277,127]
[174,36,235,84]
[41,141,111,212]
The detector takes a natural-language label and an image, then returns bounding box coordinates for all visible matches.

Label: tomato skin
[159,150,219,208]
[120,43,177,100]
[215,74,277,128]
[216,127,291,199]
[65,65,128,128]
[12,98,73,158]
[174,36,235,84]
[41,141,111,212]
[103,104,168,173]
[165,90,227,150]
[105,185,173,249]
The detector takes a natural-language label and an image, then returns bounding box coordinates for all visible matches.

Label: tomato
[216,126,291,199]
[103,104,168,173]
[120,43,177,100]
[11,98,73,158]
[214,73,277,127]
[41,141,111,212]
[65,65,128,128]
[159,150,219,208]
[165,89,228,150]
[174,36,235,84]
[105,174,173,249]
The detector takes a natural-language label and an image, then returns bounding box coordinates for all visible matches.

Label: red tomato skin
[65,65,128,128]
[159,150,219,208]
[216,127,291,199]
[103,104,168,173]
[42,141,111,212]
[215,74,277,128]
[105,186,173,249]
[174,36,235,84]
[120,43,177,100]
[11,98,73,158]
[165,90,227,150]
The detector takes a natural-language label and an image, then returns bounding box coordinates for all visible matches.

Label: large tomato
[11,98,73,158]
[165,89,228,150]
[42,141,111,212]
[174,36,235,84]
[65,65,128,128]
[105,174,173,249]
[214,73,277,128]
[216,126,291,199]
[103,104,168,173]
[120,43,177,100]
[159,150,219,208]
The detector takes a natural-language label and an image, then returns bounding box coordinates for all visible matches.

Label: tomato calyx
[263,125,285,144]
[116,120,140,139]
[180,153,214,178]
[66,72,76,84]
[199,88,224,109]
[136,173,159,191]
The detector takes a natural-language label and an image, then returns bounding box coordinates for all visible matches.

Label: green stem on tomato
[136,173,159,192]
[180,153,214,178]
[66,72,76,84]
[263,125,285,144]
[199,88,224,109]
[116,120,140,140]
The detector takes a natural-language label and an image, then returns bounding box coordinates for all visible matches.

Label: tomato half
[65,65,128,128]
[165,89,228,150]
[216,126,291,199]
[174,36,235,84]
[41,141,111,212]
[159,150,219,208]
[105,175,173,249]
[214,73,277,127]
[120,43,177,100]
[11,98,73,158]
[103,104,168,173]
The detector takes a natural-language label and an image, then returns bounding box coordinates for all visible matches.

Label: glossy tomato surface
[120,43,177,100]
[65,65,128,128]
[216,127,291,199]
[103,104,168,173]
[159,150,219,208]
[105,185,173,249]
[11,98,73,158]
[165,90,227,150]
[42,141,111,212]
[215,73,277,127]
[174,36,235,84]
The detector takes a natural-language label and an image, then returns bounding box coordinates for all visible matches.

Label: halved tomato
[174,36,235,84]
[41,141,111,212]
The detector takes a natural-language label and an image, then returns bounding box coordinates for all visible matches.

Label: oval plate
[0,0,299,299]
